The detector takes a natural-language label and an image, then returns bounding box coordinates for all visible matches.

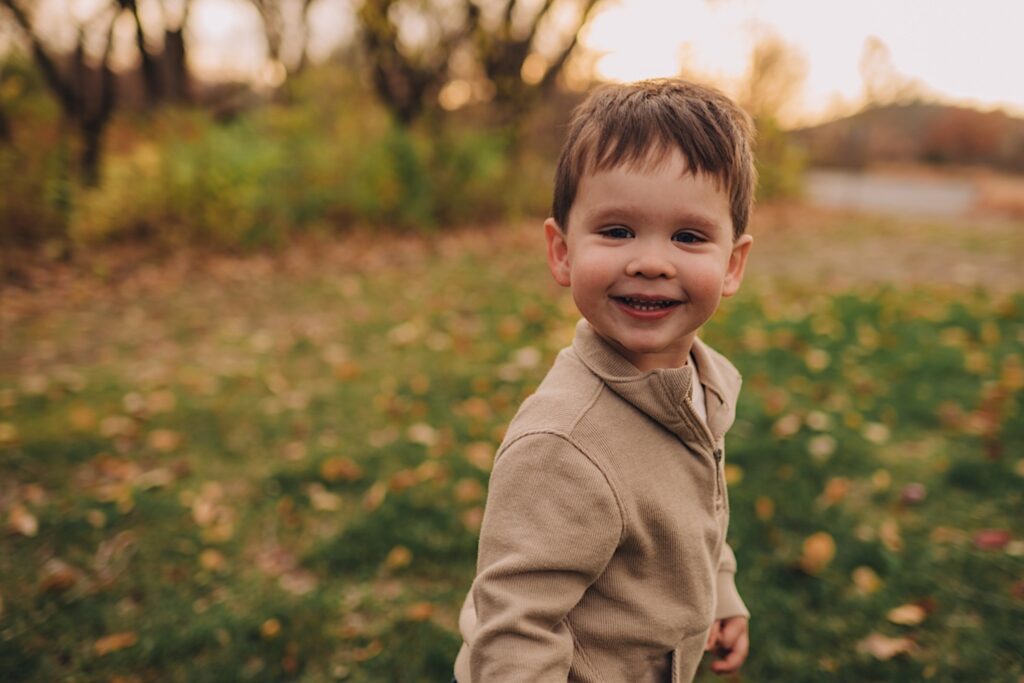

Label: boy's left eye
[673,231,703,244]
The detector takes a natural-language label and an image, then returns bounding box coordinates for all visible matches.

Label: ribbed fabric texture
[455,320,749,683]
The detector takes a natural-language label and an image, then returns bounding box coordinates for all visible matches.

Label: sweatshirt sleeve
[714,542,750,620]
[468,432,623,682]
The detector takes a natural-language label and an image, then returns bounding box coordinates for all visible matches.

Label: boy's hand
[704,616,749,675]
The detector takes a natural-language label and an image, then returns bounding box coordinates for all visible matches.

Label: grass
[1,212,1022,682]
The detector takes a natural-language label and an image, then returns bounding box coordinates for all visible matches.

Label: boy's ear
[544,218,571,287]
[722,234,753,298]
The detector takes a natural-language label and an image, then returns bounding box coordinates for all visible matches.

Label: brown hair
[552,78,756,239]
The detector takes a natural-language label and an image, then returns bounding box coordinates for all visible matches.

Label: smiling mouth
[613,296,681,312]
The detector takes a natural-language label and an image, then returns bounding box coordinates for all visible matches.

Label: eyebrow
[586,205,722,231]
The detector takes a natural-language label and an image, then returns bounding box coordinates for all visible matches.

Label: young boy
[454,78,756,682]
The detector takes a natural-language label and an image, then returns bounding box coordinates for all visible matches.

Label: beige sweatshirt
[455,320,749,683]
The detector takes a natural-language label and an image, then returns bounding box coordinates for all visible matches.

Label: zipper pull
[713,448,723,463]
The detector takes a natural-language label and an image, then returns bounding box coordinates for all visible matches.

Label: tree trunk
[163,27,191,102]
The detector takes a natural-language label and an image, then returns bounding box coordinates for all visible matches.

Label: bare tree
[121,0,194,104]
[249,0,316,79]
[471,0,601,127]
[355,0,602,127]
[859,36,922,108]
[738,33,807,124]
[355,0,480,125]
[1,0,118,185]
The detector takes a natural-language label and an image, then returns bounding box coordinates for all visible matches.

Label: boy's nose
[625,247,676,279]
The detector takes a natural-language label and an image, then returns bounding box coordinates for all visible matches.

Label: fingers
[712,618,749,674]
[704,621,721,651]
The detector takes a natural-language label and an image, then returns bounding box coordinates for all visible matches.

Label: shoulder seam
[496,429,629,545]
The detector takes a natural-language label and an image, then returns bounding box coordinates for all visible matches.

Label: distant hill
[791,102,1024,172]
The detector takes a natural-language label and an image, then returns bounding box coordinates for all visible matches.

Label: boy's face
[545,148,752,371]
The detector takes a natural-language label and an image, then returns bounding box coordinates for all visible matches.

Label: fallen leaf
[307,483,342,511]
[454,478,485,504]
[68,405,97,431]
[384,545,412,570]
[856,632,915,660]
[973,528,1011,550]
[199,549,227,572]
[772,413,801,438]
[147,429,182,453]
[799,532,836,574]
[388,469,419,493]
[807,434,837,461]
[362,481,387,512]
[755,497,774,521]
[901,483,927,505]
[278,569,318,596]
[352,639,383,662]
[880,519,904,552]
[887,603,927,626]
[319,457,363,482]
[461,506,484,533]
[871,469,892,491]
[134,467,175,490]
[94,631,139,656]
[407,423,437,447]
[39,558,82,594]
[820,477,850,506]
[8,503,39,537]
[464,442,494,471]
[862,422,891,445]
[405,602,434,621]
[852,566,882,595]
[260,618,282,639]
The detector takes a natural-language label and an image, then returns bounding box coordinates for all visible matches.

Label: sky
[582,0,1024,125]
[11,0,1024,126]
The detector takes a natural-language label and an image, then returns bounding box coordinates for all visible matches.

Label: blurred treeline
[0,0,805,254]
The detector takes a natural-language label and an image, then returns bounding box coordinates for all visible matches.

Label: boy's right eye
[600,226,633,239]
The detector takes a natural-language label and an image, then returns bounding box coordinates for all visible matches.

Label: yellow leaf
[94,631,139,656]
[0,422,19,445]
[454,478,484,503]
[407,423,437,447]
[820,477,850,506]
[260,618,282,639]
[461,506,484,533]
[852,566,882,595]
[807,434,837,461]
[363,481,387,512]
[405,602,434,621]
[465,442,494,471]
[147,429,182,453]
[799,532,836,574]
[772,413,802,438]
[880,518,904,552]
[887,603,927,626]
[199,549,227,572]
[871,469,892,491]
[307,483,342,511]
[388,469,419,493]
[320,457,363,482]
[8,503,38,537]
[384,545,412,570]
[856,632,915,660]
[352,639,383,662]
[862,422,890,445]
[68,405,97,431]
[39,558,81,594]
[755,496,775,521]
[724,464,743,486]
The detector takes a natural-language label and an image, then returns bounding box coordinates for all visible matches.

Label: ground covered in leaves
[1,210,1022,682]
